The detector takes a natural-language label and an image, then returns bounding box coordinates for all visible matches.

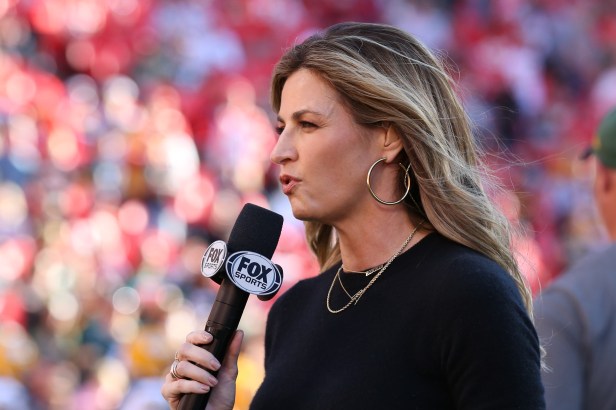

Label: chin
[290,207,338,226]
[290,206,312,222]
[287,195,344,224]
[288,198,320,222]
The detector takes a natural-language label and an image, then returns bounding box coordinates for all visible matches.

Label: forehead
[279,69,340,115]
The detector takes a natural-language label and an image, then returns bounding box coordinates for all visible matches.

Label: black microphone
[178,203,283,410]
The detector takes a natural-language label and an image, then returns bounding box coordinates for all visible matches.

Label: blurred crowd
[0,0,615,408]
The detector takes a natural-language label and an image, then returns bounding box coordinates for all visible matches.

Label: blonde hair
[271,22,533,316]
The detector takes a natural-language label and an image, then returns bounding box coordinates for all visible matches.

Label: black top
[250,233,545,410]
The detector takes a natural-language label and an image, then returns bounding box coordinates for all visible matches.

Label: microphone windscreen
[227,203,283,258]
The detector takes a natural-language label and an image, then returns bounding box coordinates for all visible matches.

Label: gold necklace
[326,221,424,314]
[340,263,385,276]
[337,272,353,299]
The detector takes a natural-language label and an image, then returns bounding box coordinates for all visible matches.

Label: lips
[279,174,300,195]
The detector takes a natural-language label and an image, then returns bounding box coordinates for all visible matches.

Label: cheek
[299,129,374,195]
[318,150,366,186]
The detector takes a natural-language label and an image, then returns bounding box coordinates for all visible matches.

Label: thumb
[220,330,244,379]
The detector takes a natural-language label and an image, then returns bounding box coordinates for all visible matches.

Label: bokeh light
[0,183,28,230]
[112,286,141,315]
[48,290,80,322]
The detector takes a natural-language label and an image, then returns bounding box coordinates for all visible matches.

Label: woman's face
[271,68,382,225]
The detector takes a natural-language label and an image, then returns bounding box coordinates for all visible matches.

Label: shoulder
[420,233,522,307]
[392,233,530,337]
[417,232,508,272]
[537,243,616,304]
[554,242,616,287]
[534,242,616,325]
[419,239,543,407]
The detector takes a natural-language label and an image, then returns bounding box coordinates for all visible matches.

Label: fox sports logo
[226,251,282,296]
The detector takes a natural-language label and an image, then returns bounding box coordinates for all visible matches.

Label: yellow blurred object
[234,352,265,410]
[0,322,38,378]
[126,324,171,378]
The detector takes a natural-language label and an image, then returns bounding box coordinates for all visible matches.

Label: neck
[334,207,426,272]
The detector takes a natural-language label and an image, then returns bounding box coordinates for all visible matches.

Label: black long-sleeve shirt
[250,232,545,410]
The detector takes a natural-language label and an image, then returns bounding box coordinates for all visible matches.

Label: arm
[534,289,586,410]
[160,330,244,410]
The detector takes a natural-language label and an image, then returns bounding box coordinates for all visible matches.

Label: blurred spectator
[534,107,616,410]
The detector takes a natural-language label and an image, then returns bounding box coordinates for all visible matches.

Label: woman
[162,22,545,409]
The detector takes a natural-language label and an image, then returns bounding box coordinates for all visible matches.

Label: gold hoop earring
[366,157,411,205]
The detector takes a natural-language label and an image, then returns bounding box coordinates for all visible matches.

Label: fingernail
[209,376,218,386]
[200,385,210,393]
[210,359,221,370]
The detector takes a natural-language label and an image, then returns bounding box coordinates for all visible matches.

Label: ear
[381,124,405,163]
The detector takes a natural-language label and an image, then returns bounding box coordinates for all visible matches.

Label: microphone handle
[178,280,249,410]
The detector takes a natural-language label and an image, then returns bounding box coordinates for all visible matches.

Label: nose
[270,130,297,165]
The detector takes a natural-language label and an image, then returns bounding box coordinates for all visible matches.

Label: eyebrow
[277,109,323,123]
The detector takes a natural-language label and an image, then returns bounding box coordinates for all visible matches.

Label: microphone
[178,203,284,410]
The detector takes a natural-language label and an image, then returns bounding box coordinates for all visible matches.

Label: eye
[275,125,285,135]
[299,121,316,129]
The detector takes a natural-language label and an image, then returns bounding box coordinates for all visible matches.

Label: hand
[161,329,244,410]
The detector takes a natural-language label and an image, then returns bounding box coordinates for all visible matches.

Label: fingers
[163,370,211,393]
[170,331,222,387]
[186,329,215,346]
[201,331,244,409]
[162,329,244,408]
[176,331,221,371]
[161,371,211,407]
[174,355,220,384]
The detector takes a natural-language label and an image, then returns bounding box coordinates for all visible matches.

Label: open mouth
[280,174,299,194]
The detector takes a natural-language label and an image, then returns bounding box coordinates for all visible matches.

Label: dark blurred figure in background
[534,107,616,410]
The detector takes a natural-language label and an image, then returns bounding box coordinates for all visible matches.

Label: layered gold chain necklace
[326,221,424,314]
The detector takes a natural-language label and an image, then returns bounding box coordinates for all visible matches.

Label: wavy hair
[270,22,533,316]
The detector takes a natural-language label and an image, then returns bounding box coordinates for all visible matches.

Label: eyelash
[300,121,316,129]
[275,121,316,135]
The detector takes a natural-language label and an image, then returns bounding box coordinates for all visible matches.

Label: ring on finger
[170,359,181,379]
